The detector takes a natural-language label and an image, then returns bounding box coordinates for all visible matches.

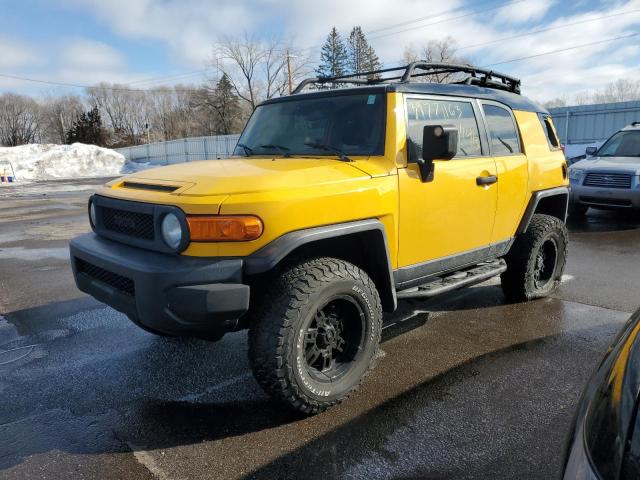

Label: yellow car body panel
[94,92,567,273]
[514,110,569,193]
[397,157,498,267]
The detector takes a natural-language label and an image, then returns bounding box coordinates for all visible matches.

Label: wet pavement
[1,179,639,479]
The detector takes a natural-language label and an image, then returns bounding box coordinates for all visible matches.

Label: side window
[482,104,521,155]
[538,113,560,150]
[406,98,482,161]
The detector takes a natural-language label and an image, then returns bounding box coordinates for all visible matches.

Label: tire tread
[248,257,382,414]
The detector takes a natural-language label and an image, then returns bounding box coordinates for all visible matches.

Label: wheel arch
[244,219,397,312]
[516,186,569,235]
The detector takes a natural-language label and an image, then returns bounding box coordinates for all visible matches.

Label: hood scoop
[122,181,180,193]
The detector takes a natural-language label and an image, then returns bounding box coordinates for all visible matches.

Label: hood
[120,157,374,196]
[571,156,640,175]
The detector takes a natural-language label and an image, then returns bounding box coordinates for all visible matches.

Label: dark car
[563,308,640,479]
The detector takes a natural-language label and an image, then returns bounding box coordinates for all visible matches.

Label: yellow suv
[70,63,569,414]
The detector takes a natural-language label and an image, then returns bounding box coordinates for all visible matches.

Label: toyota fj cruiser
[70,63,570,414]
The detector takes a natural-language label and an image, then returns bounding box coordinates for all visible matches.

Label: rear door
[479,101,529,244]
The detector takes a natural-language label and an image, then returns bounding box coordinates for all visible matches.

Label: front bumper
[570,179,640,209]
[70,233,249,338]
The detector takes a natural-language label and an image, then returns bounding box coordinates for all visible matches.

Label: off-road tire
[248,257,383,415]
[501,214,568,302]
[568,203,588,218]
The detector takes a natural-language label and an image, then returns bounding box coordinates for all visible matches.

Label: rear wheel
[248,257,382,414]
[501,214,568,302]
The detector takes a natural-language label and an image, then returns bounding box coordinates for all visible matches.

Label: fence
[115,134,240,166]
[548,100,640,145]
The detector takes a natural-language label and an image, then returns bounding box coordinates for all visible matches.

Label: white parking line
[177,371,253,402]
[127,443,173,480]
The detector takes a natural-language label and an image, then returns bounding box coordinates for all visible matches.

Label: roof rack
[292,62,521,95]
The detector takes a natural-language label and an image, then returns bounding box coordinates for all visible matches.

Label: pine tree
[316,27,348,78]
[212,73,241,134]
[364,45,381,79]
[66,107,105,146]
[346,26,381,78]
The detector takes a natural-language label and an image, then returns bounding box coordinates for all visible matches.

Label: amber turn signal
[187,215,263,242]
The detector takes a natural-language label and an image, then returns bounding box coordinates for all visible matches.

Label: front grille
[76,258,135,296]
[583,173,632,189]
[101,207,154,240]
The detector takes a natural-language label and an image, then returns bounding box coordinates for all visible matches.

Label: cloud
[61,40,126,70]
[3,0,640,102]
[496,0,556,24]
[0,38,42,69]
[60,0,259,66]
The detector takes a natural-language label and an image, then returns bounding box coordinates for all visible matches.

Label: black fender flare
[516,186,569,235]
[244,219,397,311]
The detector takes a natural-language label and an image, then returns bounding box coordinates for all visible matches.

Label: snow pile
[0,143,128,181]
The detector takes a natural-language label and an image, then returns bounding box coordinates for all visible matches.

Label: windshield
[597,131,640,157]
[234,93,386,157]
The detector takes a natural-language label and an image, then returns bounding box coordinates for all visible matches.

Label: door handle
[476,175,498,186]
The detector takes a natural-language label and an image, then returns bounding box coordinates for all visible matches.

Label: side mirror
[415,125,458,182]
[585,146,597,156]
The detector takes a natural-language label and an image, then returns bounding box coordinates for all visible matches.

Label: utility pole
[286,51,294,94]
[59,112,65,143]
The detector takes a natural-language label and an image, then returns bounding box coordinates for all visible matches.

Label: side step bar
[396,260,507,300]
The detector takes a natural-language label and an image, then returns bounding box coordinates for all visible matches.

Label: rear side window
[539,113,560,150]
[482,104,521,155]
[406,98,482,160]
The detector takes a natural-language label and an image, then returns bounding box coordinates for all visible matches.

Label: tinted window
[539,114,560,149]
[406,98,482,160]
[598,131,640,157]
[234,93,385,157]
[483,104,521,155]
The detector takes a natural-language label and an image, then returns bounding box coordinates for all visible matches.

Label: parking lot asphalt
[1,179,639,479]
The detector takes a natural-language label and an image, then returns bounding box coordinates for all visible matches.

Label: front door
[397,95,498,275]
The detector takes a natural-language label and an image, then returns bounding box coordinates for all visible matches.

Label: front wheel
[248,257,383,414]
[501,214,568,302]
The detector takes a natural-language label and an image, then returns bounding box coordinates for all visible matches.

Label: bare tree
[40,94,84,143]
[0,93,42,146]
[213,34,264,109]
[213,34,311,110]
[593,79,640,103]
[87,84,151,146]
[543,97,568,109]
[402,37,469,83]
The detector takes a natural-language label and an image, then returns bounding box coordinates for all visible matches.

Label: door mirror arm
[416,157,435,183]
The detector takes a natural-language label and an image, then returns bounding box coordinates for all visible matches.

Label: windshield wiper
[259,144,290,157]
[237,143,254,156]
[304,142,352,162]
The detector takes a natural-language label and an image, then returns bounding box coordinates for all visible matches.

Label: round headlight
[89,201,97,228]
[161,213,183,249]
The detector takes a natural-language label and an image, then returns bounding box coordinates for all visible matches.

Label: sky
[0,0,639,102]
